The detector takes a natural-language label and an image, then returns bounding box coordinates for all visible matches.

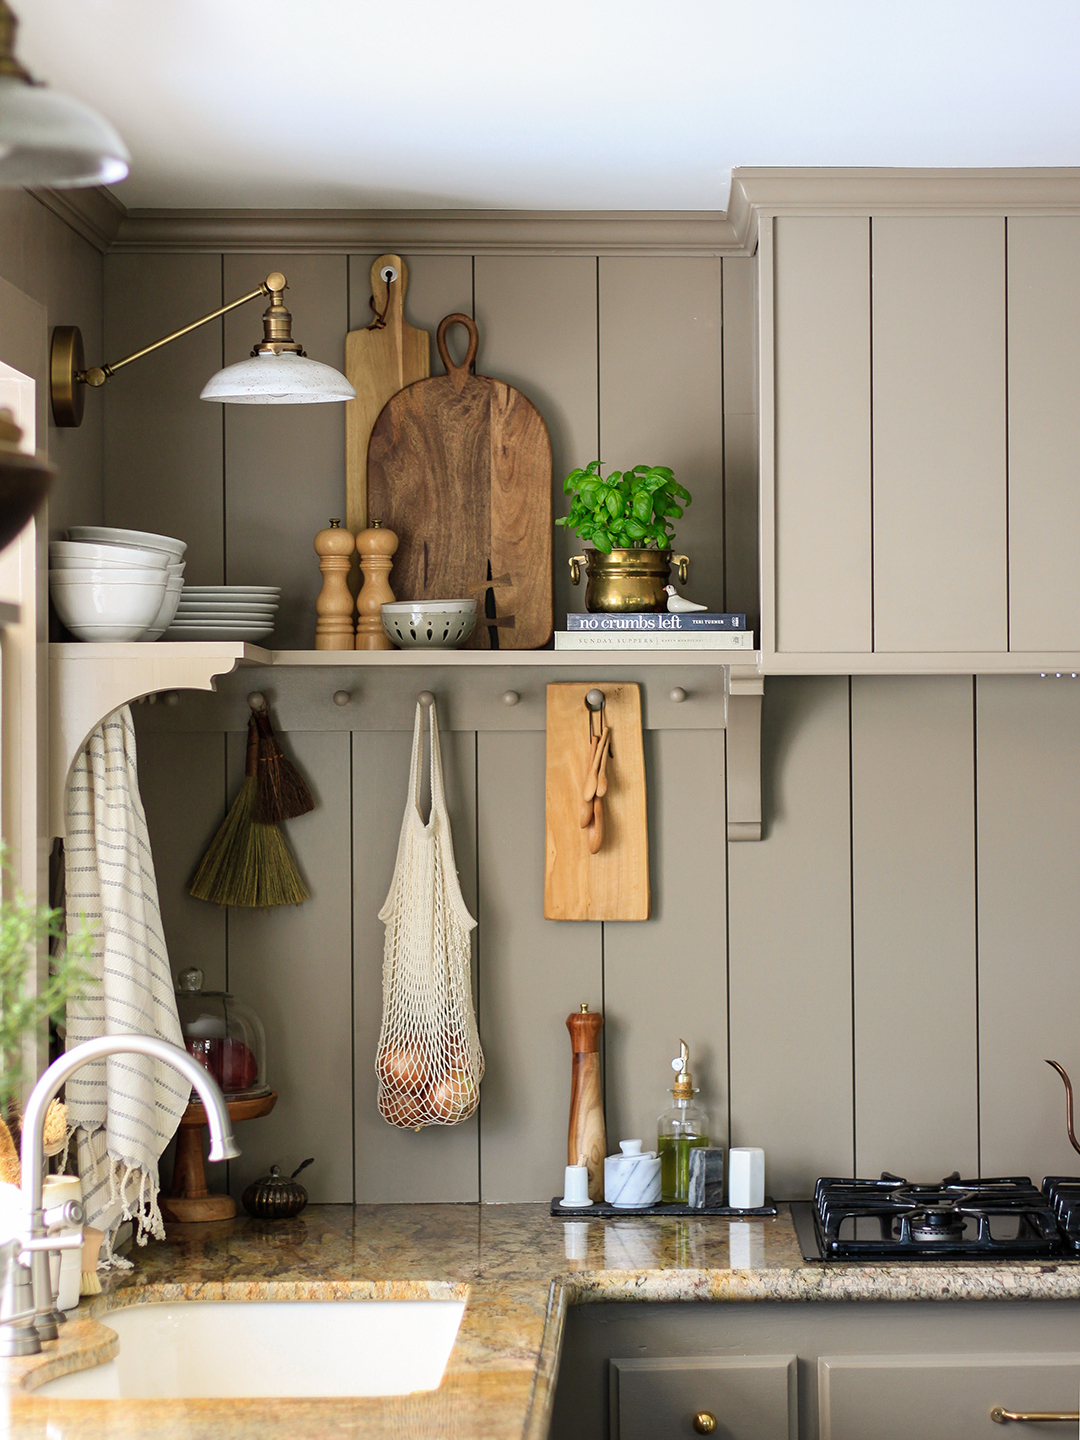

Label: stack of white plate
[167,586,280,642]
[50,528,186,642]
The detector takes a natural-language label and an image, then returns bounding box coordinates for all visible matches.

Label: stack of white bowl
[167,586,280,643]
[50,527,186,642]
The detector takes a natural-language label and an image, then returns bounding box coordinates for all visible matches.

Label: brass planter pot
[569,548,689,614]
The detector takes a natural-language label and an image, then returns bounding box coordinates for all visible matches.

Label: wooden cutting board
[367,313,553,650]
[344,255,430,535]
[545,683,650,921]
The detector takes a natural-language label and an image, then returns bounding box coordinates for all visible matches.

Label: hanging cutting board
[367,313,553,650]
[344,255,430,535]
[545,683,650,921]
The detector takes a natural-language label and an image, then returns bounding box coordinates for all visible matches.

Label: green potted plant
[556,461,693,612]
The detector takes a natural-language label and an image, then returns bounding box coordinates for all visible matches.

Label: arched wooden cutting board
[366,313,553,650]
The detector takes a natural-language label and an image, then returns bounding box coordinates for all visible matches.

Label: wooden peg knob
[417,691,435,709]
[332,690,351,707]
[314,519,356,651]
[502,690,520,706]
[355,520,399,651]
[247,692,266,710]
[670,687,687,703]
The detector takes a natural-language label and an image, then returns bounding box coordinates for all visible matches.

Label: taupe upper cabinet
[742,170,1080,674]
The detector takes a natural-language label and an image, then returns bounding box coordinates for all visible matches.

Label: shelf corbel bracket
[49,642,261,840]
[725,663,764,841]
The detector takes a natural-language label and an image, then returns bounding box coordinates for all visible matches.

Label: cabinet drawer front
[819,1352,1080,1440]
[611,1354,797,1440]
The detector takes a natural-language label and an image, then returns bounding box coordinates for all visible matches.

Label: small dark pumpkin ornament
[242,1158,314,1219]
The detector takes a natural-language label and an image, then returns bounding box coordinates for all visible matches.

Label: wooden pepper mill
[355,519,399,651]
[567,1002,606,1201]
[313,518,356,651]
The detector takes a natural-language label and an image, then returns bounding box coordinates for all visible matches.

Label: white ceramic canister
[728,1147,766,1210]
[604,1139,662,1209]
[43,1173,83,1312]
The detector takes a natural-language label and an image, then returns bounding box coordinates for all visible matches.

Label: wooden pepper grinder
[355,519,398,650]
[313,518,356,650]
[567,1002,606,1201]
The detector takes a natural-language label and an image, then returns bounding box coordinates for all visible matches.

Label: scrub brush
[80,1226,104,1296]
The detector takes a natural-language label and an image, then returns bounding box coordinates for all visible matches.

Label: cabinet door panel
[819,1353,1080,1440]
[773,216,872,654]
[1008,216,1080,651]
[872,217,1007,653]
[612,1355,797,1440]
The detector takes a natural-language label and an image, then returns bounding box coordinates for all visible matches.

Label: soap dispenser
[657,1040,709,1203]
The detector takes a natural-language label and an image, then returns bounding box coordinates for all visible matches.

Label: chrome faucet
[0,1034,240,1357]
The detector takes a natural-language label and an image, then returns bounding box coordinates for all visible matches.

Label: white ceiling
[17,0,1080,211]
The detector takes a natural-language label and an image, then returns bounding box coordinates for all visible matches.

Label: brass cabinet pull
[692,1414,717,1435]
[991,1407,1080,1423]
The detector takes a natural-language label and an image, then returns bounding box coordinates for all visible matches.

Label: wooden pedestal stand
[161,1090,277,1224]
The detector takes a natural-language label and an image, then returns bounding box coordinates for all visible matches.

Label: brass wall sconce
[50,272,355,428]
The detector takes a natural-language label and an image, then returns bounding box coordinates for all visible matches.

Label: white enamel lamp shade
[200,351,356,405]
[0,74,128,187]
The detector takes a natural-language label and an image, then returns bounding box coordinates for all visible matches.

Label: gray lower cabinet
[610,1355,797,1440]
[818,1353,1080,1440]
[549,1302,1080,1440]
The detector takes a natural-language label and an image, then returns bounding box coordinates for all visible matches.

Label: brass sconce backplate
[50,326,85,428]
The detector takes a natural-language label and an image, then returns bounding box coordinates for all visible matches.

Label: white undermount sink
[34,1299,466,1400]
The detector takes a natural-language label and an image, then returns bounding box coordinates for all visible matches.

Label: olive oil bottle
[657,1040,709,1203]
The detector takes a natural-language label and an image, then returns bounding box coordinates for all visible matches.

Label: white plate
[166,627,274,641]
[181,586,281,596]
[175,599,278,610]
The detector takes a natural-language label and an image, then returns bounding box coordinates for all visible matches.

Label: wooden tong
[580,726,611,853]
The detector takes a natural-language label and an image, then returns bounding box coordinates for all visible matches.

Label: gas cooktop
[791,1173,1080,1262]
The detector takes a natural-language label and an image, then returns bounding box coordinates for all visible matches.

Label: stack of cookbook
[554,611,754,650]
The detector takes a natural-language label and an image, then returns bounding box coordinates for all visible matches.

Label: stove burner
[794,1172,1073,1261]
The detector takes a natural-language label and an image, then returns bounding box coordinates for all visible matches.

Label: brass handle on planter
[692,1414,717,1435]
[569,554,587,586]
[673,554,689,585]
[990,1407,1080,1423]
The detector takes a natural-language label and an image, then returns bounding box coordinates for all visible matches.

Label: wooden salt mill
[567,1002,606,1201]
[355,520,398,650]
[313,519,356,651]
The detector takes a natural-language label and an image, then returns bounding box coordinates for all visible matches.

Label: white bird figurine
[665,584,707,613]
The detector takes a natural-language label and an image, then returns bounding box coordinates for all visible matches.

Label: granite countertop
[3,1202,1080,1439]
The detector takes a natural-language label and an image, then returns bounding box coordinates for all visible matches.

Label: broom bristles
[254,711,314,824]
[189,777,309,908]
[250,823,309,907]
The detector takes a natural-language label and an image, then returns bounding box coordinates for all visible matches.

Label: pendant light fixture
[0,2,129,188]
[50,273,355,427]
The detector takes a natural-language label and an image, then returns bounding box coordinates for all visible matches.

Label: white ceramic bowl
[50,540,169,570]
[68,526,187,559]
[50,570,167,642]
[139,578,184,641]
[381,600,477,649]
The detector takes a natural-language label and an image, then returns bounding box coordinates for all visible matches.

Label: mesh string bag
[376,699,483,1128]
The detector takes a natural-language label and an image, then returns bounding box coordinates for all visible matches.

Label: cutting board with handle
[367,313,553,650]
[545,682,650,920]
[345,255,430,535]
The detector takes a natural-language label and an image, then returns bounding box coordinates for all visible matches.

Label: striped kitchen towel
[64,706,188,1260]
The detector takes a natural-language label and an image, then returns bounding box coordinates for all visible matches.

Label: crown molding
[31,184,126,252]
[104,207,746,256]
[729,167,1080,246]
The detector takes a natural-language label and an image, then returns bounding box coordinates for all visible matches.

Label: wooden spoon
[595,729,611,799]
[587,795,604,854]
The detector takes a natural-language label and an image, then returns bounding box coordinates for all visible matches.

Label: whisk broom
[189,715,309,908]
[252,703,315,824]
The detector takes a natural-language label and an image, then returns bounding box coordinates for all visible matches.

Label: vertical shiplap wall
[106,243,1080,1201]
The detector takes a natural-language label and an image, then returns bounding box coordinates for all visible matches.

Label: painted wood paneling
[604,729,727,1149]
[1007,217,1080,651]
[721,255,758,633]
[222,255,348,650]
[727,677,854,1199]
[977,676,1080,1178]
[773,217,872,654]
[134,725,227,991]
[226,729,354,1204]
[872,217,1008,653]
[476,730,602,1201]
[352,726,480,1203]
[850,676,978,1177]
[474,257,597,632]
[598,258,724,614]
[103,254,224,583]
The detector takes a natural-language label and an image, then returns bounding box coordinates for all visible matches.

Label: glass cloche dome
[175,966,269,1100]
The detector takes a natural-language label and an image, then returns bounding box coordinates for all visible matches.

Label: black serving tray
[550,1197,777,1218]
